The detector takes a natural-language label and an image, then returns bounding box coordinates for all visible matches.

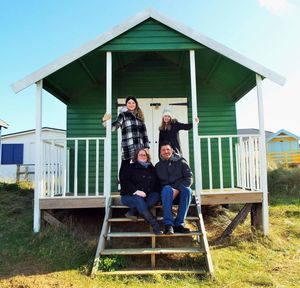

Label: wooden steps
[98,268,207,276]
[101,247,204,255]
[91,196,214,277]
[107,216,199,222]
[105,231,202,237]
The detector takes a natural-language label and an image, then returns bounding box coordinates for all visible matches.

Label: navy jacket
[120,162,161,196]
[155,153,193,191]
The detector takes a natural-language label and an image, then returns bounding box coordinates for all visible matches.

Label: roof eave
[11,8,286,94]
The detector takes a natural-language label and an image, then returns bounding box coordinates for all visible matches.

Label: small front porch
[38,133,264,211]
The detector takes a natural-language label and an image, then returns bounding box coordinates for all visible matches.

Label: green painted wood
[100,19,203,52]
[65,51,238,193]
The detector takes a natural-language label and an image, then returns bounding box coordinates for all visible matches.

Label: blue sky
[1,0,300,135]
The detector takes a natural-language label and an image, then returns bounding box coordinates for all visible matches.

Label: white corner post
[104,52,112,204]
[33,80,43,233]
[190,50,202,198]
[256,74,269,235]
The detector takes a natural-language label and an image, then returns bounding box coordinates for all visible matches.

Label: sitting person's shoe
[173,225,190,233]
[164,224,174,235]
[125,209,138,221]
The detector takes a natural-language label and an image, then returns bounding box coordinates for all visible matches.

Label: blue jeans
[121,192,161,214]
[161,185,192,226]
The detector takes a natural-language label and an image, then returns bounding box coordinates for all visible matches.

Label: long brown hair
[159,118,176,131]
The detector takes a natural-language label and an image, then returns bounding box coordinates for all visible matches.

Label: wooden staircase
[91,195,214,277]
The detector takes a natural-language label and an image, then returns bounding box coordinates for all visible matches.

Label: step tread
[101,247,204,255]
[107,216,199,222]
[105,231,202,237]
[111,203,196,209]
[97,268,207,275]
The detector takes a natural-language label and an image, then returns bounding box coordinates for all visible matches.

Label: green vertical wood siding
[100,19,203,51]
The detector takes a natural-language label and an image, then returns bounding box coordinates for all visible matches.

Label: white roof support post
[190,50,202,199]
[104,52,112,203]
[33,80,43,233]
[256,74,269,235]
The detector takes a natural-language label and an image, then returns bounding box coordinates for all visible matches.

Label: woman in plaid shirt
[102,96,150,175]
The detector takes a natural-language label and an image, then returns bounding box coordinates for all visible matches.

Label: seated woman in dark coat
[120,148,162,235]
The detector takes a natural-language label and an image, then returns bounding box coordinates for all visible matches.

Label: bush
[268,166,300,195]
[98,255,127,272]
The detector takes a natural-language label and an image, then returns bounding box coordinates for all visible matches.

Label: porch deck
[39,188,263,210]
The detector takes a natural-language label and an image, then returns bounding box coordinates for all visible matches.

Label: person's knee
[181,186,192,197]
[162,185,173,196]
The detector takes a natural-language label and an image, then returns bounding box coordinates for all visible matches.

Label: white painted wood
[235,144,241,187]
[256,74,269,235]
[240,137,246,189]
[218,137,223,190]
[245,140,250,188]
[95,139,99,196]
[62,139,67,197]
[229,137,234,189]
[254,137,260,190]
[74,139,78,197]
[104,52,112,202]
[50,141,55,197]
[190,50,202,197]
[85,139,89,196]
[67,147,70,193]
[136,97,189,165]
[33,80,42,233]
[249,137,255,191]
[207,138,213,191]
[11,8,285,94]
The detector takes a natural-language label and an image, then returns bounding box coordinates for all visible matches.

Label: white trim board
[11,8,285,94]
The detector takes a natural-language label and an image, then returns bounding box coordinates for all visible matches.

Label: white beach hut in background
[0,127,66,182]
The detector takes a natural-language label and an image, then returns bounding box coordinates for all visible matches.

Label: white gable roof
[11,8,285,94]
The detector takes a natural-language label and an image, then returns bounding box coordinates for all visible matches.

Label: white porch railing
[198,134,261,192]
[41,137,106,198]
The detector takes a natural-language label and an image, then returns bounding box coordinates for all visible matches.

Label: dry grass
[0,182,299,287]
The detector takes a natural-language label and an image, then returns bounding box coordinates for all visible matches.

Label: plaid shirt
[112,111,150,160]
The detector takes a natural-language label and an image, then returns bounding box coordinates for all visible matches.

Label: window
[1,144,24,164]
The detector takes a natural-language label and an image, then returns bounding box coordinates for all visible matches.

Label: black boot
[140,210,162,235]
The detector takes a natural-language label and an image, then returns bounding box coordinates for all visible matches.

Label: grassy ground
[0,182,299,287]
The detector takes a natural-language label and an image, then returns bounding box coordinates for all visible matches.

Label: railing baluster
[218,137,223,190]
[85,139,89,196]
[62,140,66,197]
[240,137,246,189]
[95,139,99,196]
[256,137,261,190]
[207,138,213,191]
[249,137,255,191]
[229,137,234,189]
[235,143,240,187]
[74,140,78,197]
[50,141,55,197]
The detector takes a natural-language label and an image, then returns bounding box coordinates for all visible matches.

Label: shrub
[268,166,300,195]
[98,255,127,272]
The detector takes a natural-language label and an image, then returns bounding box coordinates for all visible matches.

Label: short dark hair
[160,141,172,148]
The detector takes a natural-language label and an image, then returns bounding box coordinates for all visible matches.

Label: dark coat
[112,110,150,160]
[120,162,161,196]
[155,153,193,191]
[158,120,192,155]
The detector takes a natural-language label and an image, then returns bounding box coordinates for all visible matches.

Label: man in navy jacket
[155,142,193,234]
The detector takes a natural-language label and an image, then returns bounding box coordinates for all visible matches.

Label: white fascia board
[149,9,286,86]
[11,8,285,94]
[11,9,152,94]
[0,119,9,128]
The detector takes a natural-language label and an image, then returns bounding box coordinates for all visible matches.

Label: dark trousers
[121,192,161,214]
